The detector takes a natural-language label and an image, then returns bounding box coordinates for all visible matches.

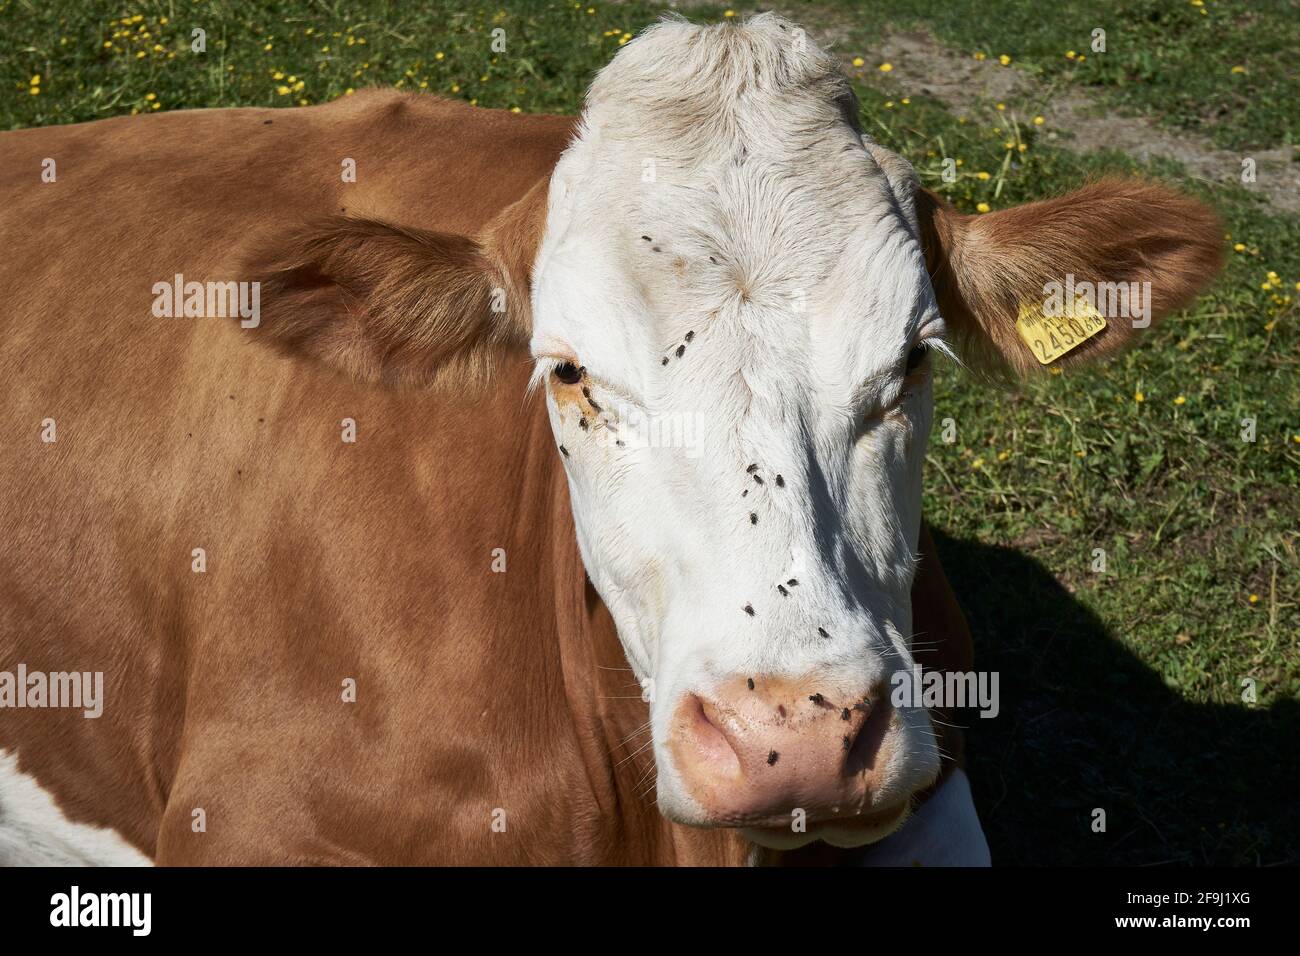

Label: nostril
[681,694,742,779]
[844,692,893,776]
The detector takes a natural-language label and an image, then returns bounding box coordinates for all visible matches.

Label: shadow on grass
[929,528,1299,866]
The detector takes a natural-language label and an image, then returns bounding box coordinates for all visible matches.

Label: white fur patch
[531,14,947,825]
[0,749,152,866]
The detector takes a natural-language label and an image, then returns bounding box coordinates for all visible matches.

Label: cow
[0,14,1220,865]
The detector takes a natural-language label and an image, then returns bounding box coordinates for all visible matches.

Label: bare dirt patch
[869,29,1300,213]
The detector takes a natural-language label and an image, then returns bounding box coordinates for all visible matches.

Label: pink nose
[668,675,897,828]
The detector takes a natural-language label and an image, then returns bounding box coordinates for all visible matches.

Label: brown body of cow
[0,91,974,865]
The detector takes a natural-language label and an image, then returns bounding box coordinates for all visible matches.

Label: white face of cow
[530,17,946,848]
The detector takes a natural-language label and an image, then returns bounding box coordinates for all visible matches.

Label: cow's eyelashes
[552,362,584,385]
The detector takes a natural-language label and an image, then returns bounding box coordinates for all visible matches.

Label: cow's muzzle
[665,674,934,841]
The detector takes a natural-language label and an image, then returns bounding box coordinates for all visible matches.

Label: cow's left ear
[917,180,1224,376]
[246,177,548,388]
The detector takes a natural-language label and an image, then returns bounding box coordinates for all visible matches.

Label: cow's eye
[553,362,584,385]
[905,344,929,374]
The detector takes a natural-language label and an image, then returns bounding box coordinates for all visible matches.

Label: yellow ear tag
[1015,296,1107,365]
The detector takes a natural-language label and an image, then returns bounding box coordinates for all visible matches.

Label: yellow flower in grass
[1033,115,1045,125]
[878,62,893,72]
[852,57,864,67]
[976,202,990,213]
[999,54,1011,65]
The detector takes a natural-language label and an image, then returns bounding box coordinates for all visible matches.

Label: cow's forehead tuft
[583,13,860,156]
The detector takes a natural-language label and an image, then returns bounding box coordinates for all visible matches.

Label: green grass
[794,0,1300,152]
[2,0,1296,865]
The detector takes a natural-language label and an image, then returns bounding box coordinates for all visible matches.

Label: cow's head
[250,15,1220,849]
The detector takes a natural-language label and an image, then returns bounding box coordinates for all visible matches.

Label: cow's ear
[917,180,1223,376]
[247,178,547,387]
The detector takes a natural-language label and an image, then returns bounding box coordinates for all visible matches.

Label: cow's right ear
[246,178,547,388]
